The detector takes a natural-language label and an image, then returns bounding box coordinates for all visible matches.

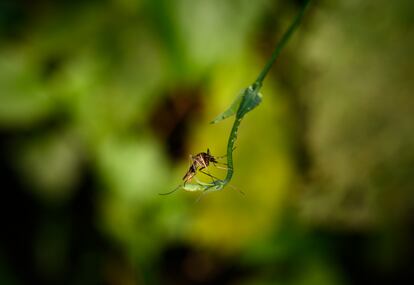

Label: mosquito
[183,148,228,185]
[160,148,227,195]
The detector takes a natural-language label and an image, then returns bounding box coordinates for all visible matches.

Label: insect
[160,149,226,195]
[161,0,310,198]
[182,164,197,185]
[183,149,223,185]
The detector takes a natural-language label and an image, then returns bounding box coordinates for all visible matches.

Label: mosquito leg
[212,163,228,170]
[197,166,214,183]
[214,147,237,159]
[228,184,245,195]
[214,155,226,159]
[159,184,182,195]
[216,166,228,170]
[199,169,221,181]
[194,185,214,204]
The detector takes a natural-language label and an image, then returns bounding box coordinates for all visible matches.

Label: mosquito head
[207,151,218,163]
[200,152,214,165]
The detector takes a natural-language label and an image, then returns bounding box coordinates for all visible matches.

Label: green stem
[223,115,243,183]
[220,0,311,188]
[254,0,311,89]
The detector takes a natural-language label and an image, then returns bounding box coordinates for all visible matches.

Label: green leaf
[210,92,243,124]
[236,86,262,118]
[210,86,262,124]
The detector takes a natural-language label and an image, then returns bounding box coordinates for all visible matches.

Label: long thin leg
[194,185,215,204]
[214,154,227,159]
[159,184,182,195]
[212,163,228,170]
[199,169,221,181]
[214,147,237,159]
[198,166,215,183]
[228,184,245,195]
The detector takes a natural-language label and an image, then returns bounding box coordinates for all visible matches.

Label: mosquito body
[183,149,222,185]
[182,164,197,184]
[160,149,230,196]
[191,149,219,170]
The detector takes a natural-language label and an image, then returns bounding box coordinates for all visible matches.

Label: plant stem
[253,0,311,89]
[221,0,311,187]
[223,115,242,183]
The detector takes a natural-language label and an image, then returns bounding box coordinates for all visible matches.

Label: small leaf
[210,92,243,124]
[236,86,262,118]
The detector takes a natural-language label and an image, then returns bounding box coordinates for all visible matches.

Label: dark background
[1,0,413,284]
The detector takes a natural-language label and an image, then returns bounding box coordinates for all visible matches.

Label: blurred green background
[1,0,413,284]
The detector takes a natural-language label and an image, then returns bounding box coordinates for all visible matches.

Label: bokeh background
[1,0,414,284]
